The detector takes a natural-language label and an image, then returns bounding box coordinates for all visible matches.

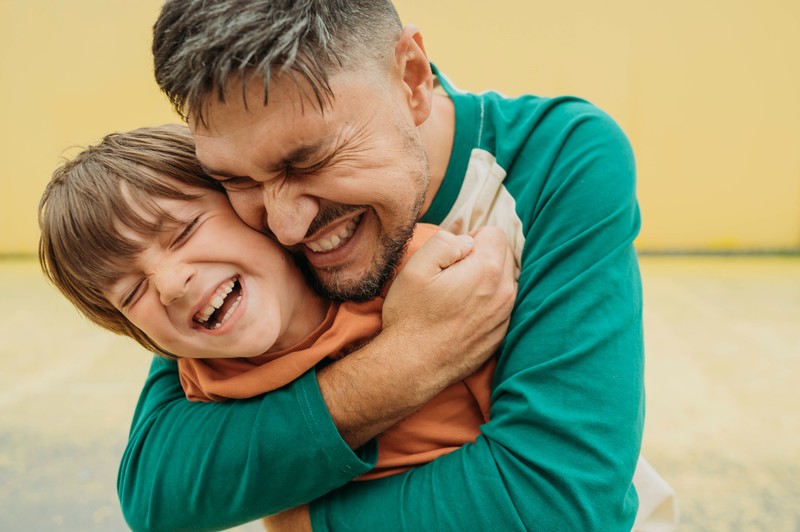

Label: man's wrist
[316,327,450,448]
[296,368,377,470]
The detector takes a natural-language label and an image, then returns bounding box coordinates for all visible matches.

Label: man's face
[189,70,430,301]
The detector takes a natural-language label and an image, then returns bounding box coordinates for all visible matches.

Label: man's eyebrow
[199,136,334,176]
[198,163,246,179]
[278,136,337,169]
[284,141,325,164]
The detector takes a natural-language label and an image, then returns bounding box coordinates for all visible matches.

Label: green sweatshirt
[118,68,643,531]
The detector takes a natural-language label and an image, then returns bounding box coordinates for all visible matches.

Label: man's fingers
[465,226,518,311]
[469,226,510,264]
[382,224,515,385]
[407,230,474,274]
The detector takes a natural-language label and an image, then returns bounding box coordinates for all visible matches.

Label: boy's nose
[154,264,194,306]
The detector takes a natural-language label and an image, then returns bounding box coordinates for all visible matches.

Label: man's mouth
[305,214,362,253]
[194,277,242,329]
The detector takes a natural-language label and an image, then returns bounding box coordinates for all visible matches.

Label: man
[119,1,645,530]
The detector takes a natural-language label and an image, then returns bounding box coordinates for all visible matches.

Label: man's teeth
[306,214,361,253]
[194,278,240,327]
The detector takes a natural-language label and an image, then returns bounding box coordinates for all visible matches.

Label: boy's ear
[394,25,433,126]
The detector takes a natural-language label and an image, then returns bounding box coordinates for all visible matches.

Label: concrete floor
[0,256,798,531]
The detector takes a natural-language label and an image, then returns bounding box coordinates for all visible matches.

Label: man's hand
[383,226,517,389]
[317,226,516,449]
[262,505,311,532]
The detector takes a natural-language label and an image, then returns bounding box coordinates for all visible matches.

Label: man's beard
[292,217,417,303]
[292,113,429,302]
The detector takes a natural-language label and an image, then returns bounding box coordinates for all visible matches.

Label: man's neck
[418,91,455,217]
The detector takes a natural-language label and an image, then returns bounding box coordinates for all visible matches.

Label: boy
[39,124,494,481]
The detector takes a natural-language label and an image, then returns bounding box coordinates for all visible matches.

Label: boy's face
[106,184,313,359]
[190,69,429,302]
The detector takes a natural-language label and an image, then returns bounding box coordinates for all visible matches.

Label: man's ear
[394,25,433,126]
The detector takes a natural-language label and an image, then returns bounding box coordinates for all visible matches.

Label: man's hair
[153,0,403,123]
[38,124,223,357]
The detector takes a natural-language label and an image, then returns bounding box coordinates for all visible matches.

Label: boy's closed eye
[116,215,202,310]
[121,279,148,310]
[171,216,201,247]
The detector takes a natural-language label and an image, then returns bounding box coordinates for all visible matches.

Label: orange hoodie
[179,224,494,480]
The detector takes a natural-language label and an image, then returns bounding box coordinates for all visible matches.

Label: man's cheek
[228,196,266,231]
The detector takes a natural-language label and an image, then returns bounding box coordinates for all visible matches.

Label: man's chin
[291,221,416,303]
[293,257,389,303]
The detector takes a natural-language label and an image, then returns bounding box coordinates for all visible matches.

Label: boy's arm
[118,230,516,531]
[309,106,645,531]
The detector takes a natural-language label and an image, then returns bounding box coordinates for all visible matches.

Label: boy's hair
[152,0,403,124]
[38,124,224,357]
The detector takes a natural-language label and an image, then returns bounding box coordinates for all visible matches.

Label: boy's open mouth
[194,277,242,330]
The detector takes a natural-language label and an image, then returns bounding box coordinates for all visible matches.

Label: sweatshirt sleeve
[309,102,644,531]
[118,356,376,531]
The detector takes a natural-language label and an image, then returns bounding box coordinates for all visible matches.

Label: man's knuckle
[481,259,503,279]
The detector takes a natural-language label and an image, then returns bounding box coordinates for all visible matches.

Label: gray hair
[153,0,403,123]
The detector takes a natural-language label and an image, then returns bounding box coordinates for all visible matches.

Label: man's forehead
[197,135,336,180]
[192,102,341,174]
[189,72,336,137]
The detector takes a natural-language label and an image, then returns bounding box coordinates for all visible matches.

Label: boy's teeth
[194,278,237,324]
[213,296,242,329]
[306,214,361,253]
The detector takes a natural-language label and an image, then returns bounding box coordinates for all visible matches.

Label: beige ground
[0,256,798,531]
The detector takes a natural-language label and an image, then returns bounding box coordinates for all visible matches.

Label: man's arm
[309,103,644,531]
[119,357,370,531]
[118,231,516,531]
[320,229,516,448]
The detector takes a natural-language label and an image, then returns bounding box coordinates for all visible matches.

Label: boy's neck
[271,285,330,353]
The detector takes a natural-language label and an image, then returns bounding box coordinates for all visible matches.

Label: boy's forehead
[103,198,188,292]
[117,182,161,226]
[115,183,191,239]
[105,210,148,252]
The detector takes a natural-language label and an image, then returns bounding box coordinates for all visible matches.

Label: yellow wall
[3,0,799,254]
[0,1,176,255]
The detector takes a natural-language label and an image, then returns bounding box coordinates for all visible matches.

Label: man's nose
[261,183,319,246]
[154,263,194,306]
